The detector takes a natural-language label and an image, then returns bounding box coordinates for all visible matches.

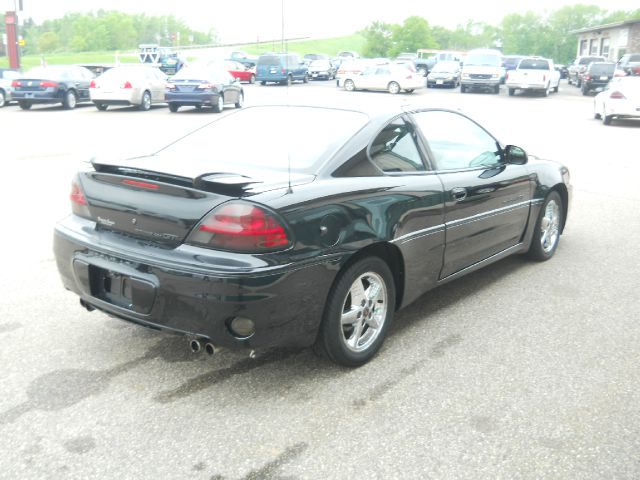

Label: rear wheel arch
[337,242,405,310]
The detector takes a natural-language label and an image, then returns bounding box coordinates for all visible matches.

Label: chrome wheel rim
[143,93,151,110]
[540,199,560,254]
[237,94,244,107]
[67,92,76,108]
[0,91,5,107]
[340,272,388,353]
[217,96,224,111]
[345,80,354,91]
[389,82,400,94]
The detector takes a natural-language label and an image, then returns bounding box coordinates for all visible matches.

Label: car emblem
[28,81,33,86]
[131,218,137,224]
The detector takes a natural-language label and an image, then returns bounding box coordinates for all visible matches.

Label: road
[1,80,639,479]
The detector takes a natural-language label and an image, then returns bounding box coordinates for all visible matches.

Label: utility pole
[280,0,284,52]
[4,0,23,69]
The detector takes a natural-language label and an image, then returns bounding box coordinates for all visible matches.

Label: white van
[460,48,504,94]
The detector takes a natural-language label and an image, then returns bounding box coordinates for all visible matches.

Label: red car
[226,61,256,84]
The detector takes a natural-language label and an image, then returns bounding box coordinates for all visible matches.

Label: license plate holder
[87,264,156,314]
[436,79,444,85]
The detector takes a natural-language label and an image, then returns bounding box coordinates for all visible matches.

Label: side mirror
[504,145,528,165]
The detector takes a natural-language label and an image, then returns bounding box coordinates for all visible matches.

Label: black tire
[553,84,559,93]
[19,101,32,110]
[603,114,612,125]
[388,81,400,94]
[250,74,256,84]
[344,79,355,92]
[581,85,588,96]
[95,103,108,111]
[404,89,414,93]
[527,191,563,261]
[63,90,77,109]
[287,75,293,86]
[315,257,396,367]
[213,94,224,113]
[235,93,244,109]
[303,74,309,84]
[460,85,466,93]
[0,89,6,108]
[139,91,151,111]
[168,103,179,113]
[493,85,500,94]
[508,88,515,96]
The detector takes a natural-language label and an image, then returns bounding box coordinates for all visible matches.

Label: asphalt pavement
[0,79,639,479]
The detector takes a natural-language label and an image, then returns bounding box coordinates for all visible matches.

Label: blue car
[256,53,309,85]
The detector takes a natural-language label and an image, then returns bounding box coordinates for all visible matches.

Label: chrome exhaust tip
[189,339,202,353]
[204,343,216,356]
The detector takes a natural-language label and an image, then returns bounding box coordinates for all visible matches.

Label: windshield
[432,62,458,72]
[172,65,225,81]
[465,54,501,67]
[155,106,370,173]
[310,60,330,68]
[518,59,549,70]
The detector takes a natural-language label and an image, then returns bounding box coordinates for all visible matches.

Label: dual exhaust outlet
[190,339,216,356]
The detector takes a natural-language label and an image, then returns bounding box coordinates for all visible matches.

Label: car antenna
[282,0,293,194]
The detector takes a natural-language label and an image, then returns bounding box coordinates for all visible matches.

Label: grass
[0,34,366,69]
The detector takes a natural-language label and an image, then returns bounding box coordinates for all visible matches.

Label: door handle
[451,187,467,202]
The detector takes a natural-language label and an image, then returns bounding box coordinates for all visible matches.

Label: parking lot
[1,80,639,479]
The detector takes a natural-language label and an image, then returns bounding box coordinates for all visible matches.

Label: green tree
[37,31,59,53]
[361,21,394,58]
[389,16,437,57]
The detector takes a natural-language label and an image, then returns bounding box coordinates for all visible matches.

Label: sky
[3,0,639,44]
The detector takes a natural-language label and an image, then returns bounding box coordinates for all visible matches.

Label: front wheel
[493,85,500,94]
[388,81,400,94]
[0,89,6,108]
[315,257,395,367]
[508,88,515,96]
[303,74,309,83]
[63,90,77,109]
[527,191,563,261]
[249,74,256,84]
[344,79,355,91]
[168,103,179,113]
[19,101,32,110]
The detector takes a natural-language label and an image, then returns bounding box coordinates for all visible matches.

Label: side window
[369,119,426,173]
[412,111,501,170]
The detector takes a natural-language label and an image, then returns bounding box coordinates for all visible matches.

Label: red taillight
[506,72,509,80]
[166,82,176,90]
[121,81,132,89]
[187,202,291,252]
[122,179,159,190]
[610,91,626,99]
[90,80,97,88]
[40,80,58,88]
[70,178,91,219]
[542,75,546,82]
[11,80,22,87]
[197,83,215,90]
[585,74,591,81]
[406,75,413,79]
[281,68,286,74]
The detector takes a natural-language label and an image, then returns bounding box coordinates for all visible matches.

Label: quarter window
[369,119,425,173]
[413,111,501,170]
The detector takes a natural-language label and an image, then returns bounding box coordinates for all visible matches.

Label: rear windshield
[628,54,640,62]
[431,62,458,72]
[579,57,604,65]
[155,106,370,173]
[518,59,550,70]
[589,63,615,74]
[25,66,72,79]
[258,55,282,66]
[99,67,152,79]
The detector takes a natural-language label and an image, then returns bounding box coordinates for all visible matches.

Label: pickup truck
[616,53,640,76]
[505,57,560,96]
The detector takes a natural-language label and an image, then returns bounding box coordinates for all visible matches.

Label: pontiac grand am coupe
[54,104,571,366]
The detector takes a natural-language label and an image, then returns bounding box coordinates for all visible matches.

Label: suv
[616,53,640,76]
[568,56,606,86]
[460,48,504,94]
[581,62,616,95]
[255,53,309,85]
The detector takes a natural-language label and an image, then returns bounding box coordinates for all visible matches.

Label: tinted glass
[413,111,500,170]
[369,120,425,173]
[172,66,218,81]
[465,54,501,67]
[257,55,281,66]
[25,66,73,79]
[155,106,370,173]
[589,63,615,75]
[431,62,458,72]
[518,59,549,70]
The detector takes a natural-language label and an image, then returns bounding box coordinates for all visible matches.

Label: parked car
[616,53,640,76]
[505,57,560,96]
[555,64,569,79]
[255,53,309,85]
[342,64,425,94]
[593,76,640,125]
[502,55,524,74]
[426,61,461,88]
[89,65,167,111]
[307,60,336,80]
[336,59,384,87]
[0,68,21,107]
[165,63,244,113]
[228,51,259,69]
[337,51,360,60]
[460,49,504,94]
[581,62,616,95]
[225,60,256,84]
[53,104,571,366]
[303,53,329,64]
[11,65,94,110]
[567,56,606,86]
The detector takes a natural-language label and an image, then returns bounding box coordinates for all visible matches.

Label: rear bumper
[53,215,339,349]
[12,90,64,104]
[165,91,220,106]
